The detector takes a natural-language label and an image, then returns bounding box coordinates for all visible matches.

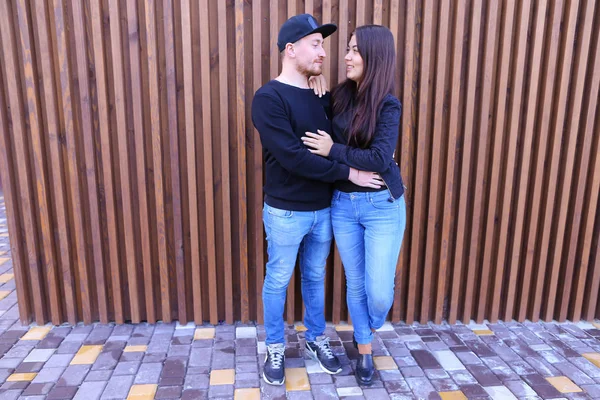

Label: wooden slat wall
[0,0,599,325]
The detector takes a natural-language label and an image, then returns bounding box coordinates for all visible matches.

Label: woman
[303,25,406,385]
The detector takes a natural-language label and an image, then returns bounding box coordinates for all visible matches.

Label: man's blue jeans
[331,190,406,345]
[262,203,332,345]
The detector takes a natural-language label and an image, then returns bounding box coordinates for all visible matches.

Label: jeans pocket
[369,195,399,210]
[267,206,294,218]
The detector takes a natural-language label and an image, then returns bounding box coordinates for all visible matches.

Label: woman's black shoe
[355,353,374,386]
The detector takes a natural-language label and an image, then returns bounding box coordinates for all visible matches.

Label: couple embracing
[251,13,406,386]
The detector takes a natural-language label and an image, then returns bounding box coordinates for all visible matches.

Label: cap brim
[307,23,337,40]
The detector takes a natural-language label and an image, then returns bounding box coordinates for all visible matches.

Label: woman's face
[344,35,364,83]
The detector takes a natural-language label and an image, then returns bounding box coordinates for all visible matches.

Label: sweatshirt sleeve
[328,97,401,173]
[252,92,350,182]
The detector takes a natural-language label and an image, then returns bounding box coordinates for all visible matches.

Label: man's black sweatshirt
[251,80,350,211]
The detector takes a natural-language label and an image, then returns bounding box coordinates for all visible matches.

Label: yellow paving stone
[234,388,261,400]
[295,324,307,332]
[0,291,10,300]
[335,324,354,332]
[373,356,398,370]
[439,391,468,400]
[210,369,235,385]
[70,345,103,365]
[0,273,14,283]
[583,353,600,368]
[546,376,583,393]
[0,233,8,237]
[0,258,9,266]
[124,345,148,353]
[7,373,37,382]
[0,250,6,256]
[593,322,600,329]
[127,384,158,399]
[473,329,494,335]
[285,368,310,391]
[194,327,215,340]
[21,326,51,341]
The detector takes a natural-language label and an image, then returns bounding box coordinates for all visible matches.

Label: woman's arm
[303,97,402,173]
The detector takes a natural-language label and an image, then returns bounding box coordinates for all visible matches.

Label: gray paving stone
[134,362,162,384]
[100,374,134,399]
[183,373,209,390]
[73,381,107,400]
[32,366,66,383]
[112,360,140,376]
[56,364,91,386]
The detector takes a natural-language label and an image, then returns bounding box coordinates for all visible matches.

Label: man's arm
[252,93,350,182]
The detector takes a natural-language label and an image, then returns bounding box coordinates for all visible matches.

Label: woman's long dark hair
[332,25,396,148]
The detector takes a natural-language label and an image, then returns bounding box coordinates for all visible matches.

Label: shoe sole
[355,370,374,386]
[262,371,285,386]
[305,345,342,375]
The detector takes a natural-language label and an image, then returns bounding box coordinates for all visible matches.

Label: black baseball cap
[277,14,337,52]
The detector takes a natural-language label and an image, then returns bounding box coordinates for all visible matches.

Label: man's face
[292,33,326,76]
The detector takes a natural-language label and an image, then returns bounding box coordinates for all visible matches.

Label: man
[251,14,381,385]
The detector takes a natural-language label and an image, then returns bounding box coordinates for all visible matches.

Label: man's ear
[285,43,295,58]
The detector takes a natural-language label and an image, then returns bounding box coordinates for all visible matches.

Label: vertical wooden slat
[235,0,249,323]
[181,0,202,324]
[305,0,313,16]
[534,0,580,322]
[19,0,62,325]
[356,0,366,27]
[0,35,31,324]
[1,0,47,324]
[270,1,279,79]
[126,0,155,323]
[373,0,384,25]
[217,0,234,325]
[108,0,140,323]
[251,0,265,325]
[463,0,500,323]
[397,0,417,324]
[198,0,218,324]
[390,0,405,322]
[491,0,531,322]
[450,0,483,324]
[409,0,435,324]
[437,0,468,324]
[88,0,123,323]
[522,0,565,322]
[423,0,450,324]
[162,0,187,324]
[576,33,600,321]
[478,0,517,323]
[508,0,548,322]
[144,0,171,322]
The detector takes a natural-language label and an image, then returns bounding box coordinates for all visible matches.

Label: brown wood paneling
[1,0,598,325]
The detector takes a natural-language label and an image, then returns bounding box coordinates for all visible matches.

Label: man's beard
[298,61,323,77]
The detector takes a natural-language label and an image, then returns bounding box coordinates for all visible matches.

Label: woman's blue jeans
[262,203,332,345]
[331,190,406,345]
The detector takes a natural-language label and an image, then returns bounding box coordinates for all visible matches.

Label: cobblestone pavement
[2,196,600,399]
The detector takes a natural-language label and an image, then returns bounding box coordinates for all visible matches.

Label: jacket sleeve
[328,98,401,173]
[252,92,350,182]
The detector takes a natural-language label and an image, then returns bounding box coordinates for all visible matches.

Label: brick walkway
[1,195,600,399]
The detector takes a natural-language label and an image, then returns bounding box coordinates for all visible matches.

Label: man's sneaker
[263,343,285,385]
[305,336,342,374]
